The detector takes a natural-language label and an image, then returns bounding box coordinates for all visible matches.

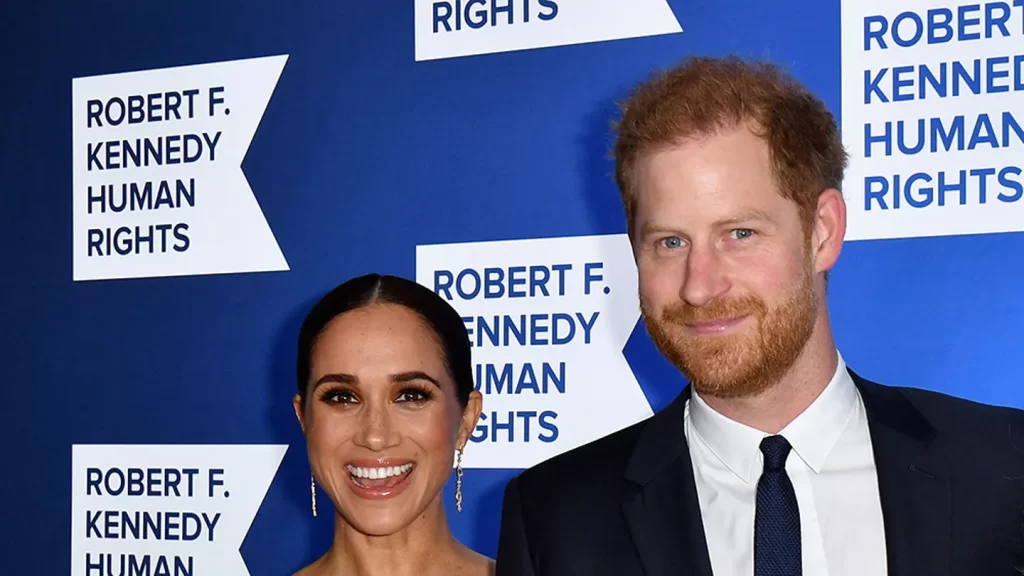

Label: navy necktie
[754,435,801,576]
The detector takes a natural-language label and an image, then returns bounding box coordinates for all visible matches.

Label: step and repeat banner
[2,0,1022,574]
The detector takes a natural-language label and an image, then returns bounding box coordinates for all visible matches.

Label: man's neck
[699,328,839,435]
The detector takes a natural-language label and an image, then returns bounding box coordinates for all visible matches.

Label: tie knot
[759,435,792,471]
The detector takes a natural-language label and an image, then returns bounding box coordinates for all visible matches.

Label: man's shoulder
[898,384,1023,419]
[881,379,1020,421]
[510,413,654,496]
[854,370,1024,443]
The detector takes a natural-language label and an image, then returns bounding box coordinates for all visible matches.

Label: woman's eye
[323,390,357,404]
[396,389,431,403]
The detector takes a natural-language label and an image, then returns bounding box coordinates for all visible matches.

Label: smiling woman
[292,273,491,576]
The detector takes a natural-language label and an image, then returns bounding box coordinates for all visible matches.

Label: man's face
[631,125,820,398]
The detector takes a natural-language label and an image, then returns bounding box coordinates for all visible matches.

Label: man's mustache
[658,294,767,325]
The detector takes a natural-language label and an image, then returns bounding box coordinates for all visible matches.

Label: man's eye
[660,236,683,249]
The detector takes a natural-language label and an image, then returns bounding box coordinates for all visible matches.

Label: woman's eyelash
[317,386,435,404]
[319,387,355,403]
[396,387,434,402]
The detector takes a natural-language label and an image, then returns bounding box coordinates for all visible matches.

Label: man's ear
[811,188,846,275]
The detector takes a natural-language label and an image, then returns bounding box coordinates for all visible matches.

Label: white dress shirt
[683,351,888,575]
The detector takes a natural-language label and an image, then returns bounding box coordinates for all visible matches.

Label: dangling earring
[310,474,318,517]
[455,447,464,513]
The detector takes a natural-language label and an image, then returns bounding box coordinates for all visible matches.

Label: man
[494,56,1024,576]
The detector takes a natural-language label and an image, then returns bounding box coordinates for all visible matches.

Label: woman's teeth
[346,463,414,480]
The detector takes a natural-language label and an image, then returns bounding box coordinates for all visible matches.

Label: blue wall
[2,1,1021,574]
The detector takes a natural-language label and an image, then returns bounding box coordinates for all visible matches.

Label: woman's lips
[345,462,416,499]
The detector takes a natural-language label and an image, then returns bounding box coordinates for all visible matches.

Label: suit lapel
[854,372,952,576]
[618,372,952,575]
[621,389,713,576]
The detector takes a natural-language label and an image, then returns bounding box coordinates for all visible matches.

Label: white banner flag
[72,55,290,281]
[416,234,653,469]
[415,0,682,61]
[71,444,287,576]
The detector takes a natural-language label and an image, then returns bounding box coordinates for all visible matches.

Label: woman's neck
[318,499,462,576]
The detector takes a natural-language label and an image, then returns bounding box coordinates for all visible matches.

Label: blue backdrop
[2,1,1022,574]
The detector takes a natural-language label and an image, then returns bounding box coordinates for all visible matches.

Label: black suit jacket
[495,370,1024,575]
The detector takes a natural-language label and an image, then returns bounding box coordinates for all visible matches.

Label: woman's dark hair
[296,273,474,408]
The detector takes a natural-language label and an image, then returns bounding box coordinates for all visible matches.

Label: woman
[292,273,491,576]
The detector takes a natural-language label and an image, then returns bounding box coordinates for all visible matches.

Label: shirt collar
[688,350,858,483]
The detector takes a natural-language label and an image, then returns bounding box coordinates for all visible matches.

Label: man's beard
[642,259,818,399]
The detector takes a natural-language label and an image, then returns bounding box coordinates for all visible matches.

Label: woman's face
[294,303,482,536]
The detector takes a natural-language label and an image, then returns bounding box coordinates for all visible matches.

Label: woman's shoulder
[291,555,327,576]
[483,555,496,576]
[460,546,495,576]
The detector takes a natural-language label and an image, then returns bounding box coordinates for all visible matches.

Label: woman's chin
[338,492,426,537]
[344,511,417,537]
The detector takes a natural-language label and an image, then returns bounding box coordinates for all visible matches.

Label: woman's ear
[293,394,307,435]
[456,391,484,449]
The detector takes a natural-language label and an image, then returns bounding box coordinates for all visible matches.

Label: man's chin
[671,340,774,398]
[682,363,762,398]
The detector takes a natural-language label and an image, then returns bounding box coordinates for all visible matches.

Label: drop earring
[310,474,318,517]
[455,447,464,512]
